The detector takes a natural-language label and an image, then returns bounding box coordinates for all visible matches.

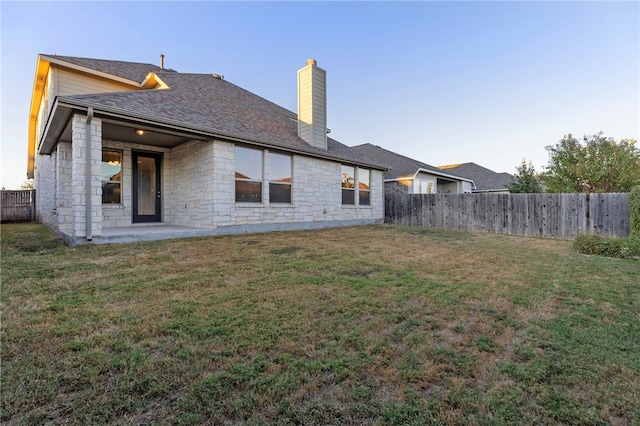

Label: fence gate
[1,190,36,222]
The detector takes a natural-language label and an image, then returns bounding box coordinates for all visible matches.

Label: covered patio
[72,225,220,245]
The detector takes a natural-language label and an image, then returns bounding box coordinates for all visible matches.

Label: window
[342,166,372,206]
[413,179,434,194]
[269,153,292,203]
[359,168,370,206]
[101,150,122,204]
[341,165,355,205]
[235,146,263,202]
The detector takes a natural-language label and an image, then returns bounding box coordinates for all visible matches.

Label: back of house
[28,55,386,245]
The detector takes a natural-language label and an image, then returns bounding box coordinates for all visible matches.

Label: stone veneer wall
[209,140,384,228]
[34,148,57,227]
[70,115,102,238]
[34,143,73,232]
[165,138,383,229]
[56,142,73,234]
[100,138,383,230]
[34,115,103,240]
[166,140,216,228]
[49,133,382,239]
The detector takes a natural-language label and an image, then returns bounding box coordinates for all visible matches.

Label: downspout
[85,107,94,241]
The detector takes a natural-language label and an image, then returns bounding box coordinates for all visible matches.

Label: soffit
[57,119,193,148]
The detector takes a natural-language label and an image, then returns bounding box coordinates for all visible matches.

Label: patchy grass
[2,223,639,425]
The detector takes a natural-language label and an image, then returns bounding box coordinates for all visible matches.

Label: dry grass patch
[2,223,639,425]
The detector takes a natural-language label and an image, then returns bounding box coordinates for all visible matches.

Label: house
[28,55,387,246]
[351,143,474,195]
[438,162,513,193]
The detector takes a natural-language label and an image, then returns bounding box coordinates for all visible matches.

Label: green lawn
[2,223,638,425]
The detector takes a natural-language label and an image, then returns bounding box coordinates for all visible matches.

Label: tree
[20,179,34,190]
[542,132,640,193]
[507,159,543,193]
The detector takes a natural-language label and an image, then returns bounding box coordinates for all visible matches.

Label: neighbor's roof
[439,162,513,192]
[351,143,472,182]
[42,55,385,170]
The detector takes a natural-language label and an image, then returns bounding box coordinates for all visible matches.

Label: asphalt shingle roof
[439,162,513,191]
[351,143,460,180]
[42,54,173,83]
[50,57,383,168]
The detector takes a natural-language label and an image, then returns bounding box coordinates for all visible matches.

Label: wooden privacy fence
[385,193,631,240]
[1,190,36,222]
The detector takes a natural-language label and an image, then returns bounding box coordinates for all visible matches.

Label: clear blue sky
[1,1,638,189]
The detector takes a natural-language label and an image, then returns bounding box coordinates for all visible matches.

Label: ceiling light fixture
[135,129,144,136]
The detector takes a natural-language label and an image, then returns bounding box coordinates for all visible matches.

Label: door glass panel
[137,156,156,216]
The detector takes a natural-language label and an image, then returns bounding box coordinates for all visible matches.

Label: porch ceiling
[59,119,194,148]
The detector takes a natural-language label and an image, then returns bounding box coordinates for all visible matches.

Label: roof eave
[414,168,475,183]
[29,55,153,177]
[384,176,414,182]
[43,98,387,170]
[27,55,51,178]
[39,99,74,154]
[40,55,143,87]
[140,72,169,89]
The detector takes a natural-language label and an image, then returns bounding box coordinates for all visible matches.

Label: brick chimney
[297,59,327,150]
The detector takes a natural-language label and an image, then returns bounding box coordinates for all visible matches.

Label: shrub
[630,187,640,237]
[574,235,621,257]
[574,234,640,259]
[621,236,640,258]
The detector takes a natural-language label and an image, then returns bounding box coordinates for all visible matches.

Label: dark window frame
[235,146,263,203]
[359,168,371,206]
[101,149,122,204]
[341,165,355,205]
[269,152,292,204]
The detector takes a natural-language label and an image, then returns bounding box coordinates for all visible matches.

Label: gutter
[85,107,94,241]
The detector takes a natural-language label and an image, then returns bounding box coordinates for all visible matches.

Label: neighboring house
[351,143,475,195]
[28,55,386,245]
[438,162,513,193]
